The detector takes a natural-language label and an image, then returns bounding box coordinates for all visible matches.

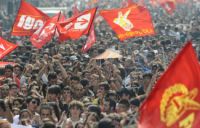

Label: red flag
[139,42,200,128]
[72,4,80,16]
[59,14,66,22]
[0,37,18,59]
[11,0,49,36]
[150,0,178,14]
[57,8,97,41]
[160,0,176,14]
[0,62,16,68]
[121,0,133,7]
[81,24,96,53]
[100,4,155,41]
[30,13,61,49]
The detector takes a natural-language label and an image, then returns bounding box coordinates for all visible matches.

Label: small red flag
[81,24,96,53]
[30,13,61,49]
[160,0,176,14]
[72,4,80,16]
[121,0,133,8]
[0,37,18,59]
[57,8,97,41]
[139,42,200,128]
[11,0,49,36]
[100,3,155,41]
[150,0,179,14]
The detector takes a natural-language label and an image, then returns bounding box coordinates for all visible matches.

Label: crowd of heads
[0,0,200,128]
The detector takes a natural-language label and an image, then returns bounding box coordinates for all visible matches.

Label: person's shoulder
[13,115,20,124]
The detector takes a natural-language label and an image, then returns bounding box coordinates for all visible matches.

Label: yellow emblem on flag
[160,84,200,127]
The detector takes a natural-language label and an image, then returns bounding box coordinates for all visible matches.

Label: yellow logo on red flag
[100,3,155,41]
[160,84,200,128]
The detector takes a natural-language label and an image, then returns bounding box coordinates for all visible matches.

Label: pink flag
[81,25,96,53]
[30,13,61,48]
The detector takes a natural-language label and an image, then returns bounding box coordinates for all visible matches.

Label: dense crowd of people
[0,0,200,128]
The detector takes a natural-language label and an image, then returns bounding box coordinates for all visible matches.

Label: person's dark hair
[19,109,31,119]
[26,96,40,106]
[106,90,117,98]
[119,99,130,109]
[87,112,100,122]
[70,75,80,82]
[14,64,23,71]
[97,118,115,128]
[41,123,56,128]
[0,99,6,111]
[30,74,37,81]
[87,105,101,118]
[80,79,89,87]
[143,73,153,79]
[47,85,61,95]
[55,69,61,75]
[40,104,53,116]
[28,81,40,91]
[104,97,116,112]
[69,100,84,112]
[8,82,18,89]
[82,70,90,77]
[48,72,57,81]
[12,98,23,106]
[99,82,110,91]
[118,88,131,97]
[75,122,84,128]
[130,98,140,107]
[5,65,13,71]
[63,86,73,95]
[47,102,60,120]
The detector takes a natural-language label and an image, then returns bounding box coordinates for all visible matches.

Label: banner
[81,24,96,53]
[100,3,155,41]
[57,8,97,41]
[139,42,200,128]
[30,13,60,48]
[0,37,18,59]
[11,0,49,36]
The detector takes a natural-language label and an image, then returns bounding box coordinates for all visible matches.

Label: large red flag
[0,37,18,59]
[139,42,200,128]
[57,8,97,41]
[100,3,155,41]
[30,13,61,49]
[11,0,49,36]
[81,24,96,53]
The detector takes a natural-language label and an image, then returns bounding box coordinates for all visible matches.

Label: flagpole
[53,11,62,54]
[86,7,97,36]
[162,47,167,69]
[82,7,97,53]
